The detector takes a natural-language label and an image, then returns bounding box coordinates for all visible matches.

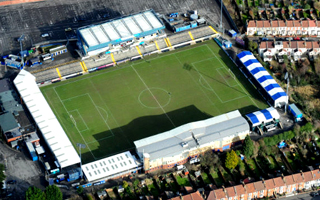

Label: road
[285,192,320,200]
[0,0,232,55]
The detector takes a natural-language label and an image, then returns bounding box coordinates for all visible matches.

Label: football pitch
[41,41,267,163]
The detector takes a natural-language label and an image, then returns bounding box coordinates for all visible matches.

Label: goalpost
[70,114,77,127]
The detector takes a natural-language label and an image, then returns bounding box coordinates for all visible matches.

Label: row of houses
[206,169,320,200]
[258,40,320,62]
[246,19,320,36]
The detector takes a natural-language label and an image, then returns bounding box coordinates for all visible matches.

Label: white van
[176,165,186,170]
[41,33,49,38]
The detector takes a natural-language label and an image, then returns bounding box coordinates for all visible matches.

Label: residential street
[285,192,320,200]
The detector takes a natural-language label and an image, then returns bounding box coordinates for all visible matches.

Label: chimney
[300,170,304,179]
[222,185,226,193]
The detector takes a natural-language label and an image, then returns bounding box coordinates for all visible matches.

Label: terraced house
[206,170,320,200]
[258,41,320,62]
[246,19,320,36]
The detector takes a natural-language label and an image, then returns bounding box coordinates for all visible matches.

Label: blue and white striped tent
[237,51,288,107]
[246,107,280,127]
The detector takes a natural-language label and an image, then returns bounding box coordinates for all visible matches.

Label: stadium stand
[13,70,80,169]
[77,9,165,56]
[134,110,249,172]
[237,51,288,108]
[246,107,281,134]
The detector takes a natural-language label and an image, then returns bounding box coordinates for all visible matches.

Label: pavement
[0,0,232,55]
[0,141,44,200]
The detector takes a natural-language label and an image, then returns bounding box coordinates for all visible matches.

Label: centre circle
[138,88,171,109]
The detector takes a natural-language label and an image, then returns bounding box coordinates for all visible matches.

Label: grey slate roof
[0,90,23,113]
[0,112,19,132]
[134,110,249,161]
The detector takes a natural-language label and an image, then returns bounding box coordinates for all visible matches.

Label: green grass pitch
[41,40,268,163]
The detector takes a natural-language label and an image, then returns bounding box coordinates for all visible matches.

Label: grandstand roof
[82,151,139,182]
[237,51,287,107]
[78,10,164,51]
[134,110,249,161]
[13,70,80,169]
[246,107,280,127]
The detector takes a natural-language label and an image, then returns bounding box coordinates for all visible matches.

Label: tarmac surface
[0,141,44,200]
[0,0,232,55]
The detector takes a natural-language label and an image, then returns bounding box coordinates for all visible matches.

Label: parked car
[7,180,16,184]
[286,37,293,41]
[41,33,49,38]
[302,37,309,41]
[65,27,72,32]
[261,37,269,41]
[310,192,319,197]
[293,37,300,40]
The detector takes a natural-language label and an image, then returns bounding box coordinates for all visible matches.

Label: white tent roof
[14,70,80,169]
[82,151,139,182]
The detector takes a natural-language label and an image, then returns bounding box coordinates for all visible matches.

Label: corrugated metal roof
[79,10,164,48]
[134,110,249,161]
[13,70,80,169]
[82,151,139,182]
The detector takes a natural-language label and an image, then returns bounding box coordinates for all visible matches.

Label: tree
[315,2,320,11]
[314,56,320,75]
[225,150,239,170]
[76,186,83,195]
[26,186,45,200]
[249,9,255,19]
[243,135,254,158]
[86,193,94,200]
[301,122,314,141]
[238,160,246,176]
[252,141,260,158]
[304,4,311,9]
[45,185,63,200]
[122,181,129,189]
[200,150,220,169]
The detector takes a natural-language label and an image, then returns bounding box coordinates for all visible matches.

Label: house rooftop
[293,173,304,183]
[264,179,275,190]
[273,177,285,187]
[254,181,265,191]
[234,185,246,195]
[225,187,236,197]
[284,175,295,185]
[214,189,226,199]
[246,183,256,193]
